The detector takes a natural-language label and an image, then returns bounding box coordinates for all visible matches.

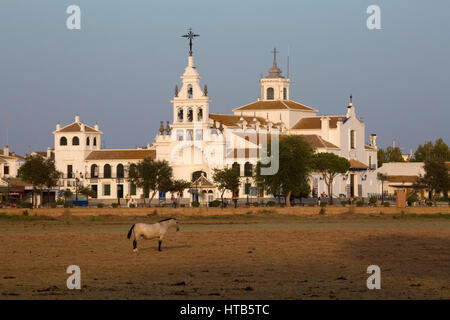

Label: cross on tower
[271,47,279,63]
[182,28,200,56]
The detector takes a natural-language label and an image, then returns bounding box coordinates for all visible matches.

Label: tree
[78,186,97,205]
[43,159,61,207]
[417,159,450,205]
[18,155,49,207]
[212,167,240,208]
[255,135,315,207]
[413,138,450,162]
[312,153,350,205]
[168,179,191,206]
[377,146,404,167]
[127,157,173,207]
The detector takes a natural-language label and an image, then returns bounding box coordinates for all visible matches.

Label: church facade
[48,37,378,204]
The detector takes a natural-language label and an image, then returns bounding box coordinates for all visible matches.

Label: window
[60,137,67,146]
[93,137,97,146]
[103,184,111,196]
[67,165,73,178]
[103,164,111,178]
[369,156,372,168]
[177,108,183,122]
[176,130,184,141]
[4,166,9,175]
[91,164,98,178]
[350,130,356,149]
[72,136,80,146]
[244,162,252,177]
[192,171,207,182]
[86,137,90,146]
[186,129,193,141]
[195,129,203,141]
[232,162,240,176]
[283,88,287,100]
[197,108,203,121]
[117,164,124,178]
[267,87,274,100]
[187,84,193,99]
[130,183,136,196]
[187,108,193,122]
[245,183,251,195]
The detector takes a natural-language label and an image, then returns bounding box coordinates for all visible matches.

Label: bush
[383,202,391,207]
[407,192,419,205]
[191,201,199,207]
[55,198,65,205]
[23,210,29,216]
[426,201,433,207]
[180,204,185,208]
[129,203,135,208]
[369,197,377,205]
[112,203,119,208]
[356,200,364,207]
[266,201,276,207]
[252,202,260,207]
[319,207,326,215]
[341,200,347,207]
[97,203,104,208]
[320,202,327,207]
[209,200,221,207]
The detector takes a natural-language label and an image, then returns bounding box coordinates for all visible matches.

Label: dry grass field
[0,209,449,300]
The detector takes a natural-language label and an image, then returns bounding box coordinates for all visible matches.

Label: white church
[47,32,378,205]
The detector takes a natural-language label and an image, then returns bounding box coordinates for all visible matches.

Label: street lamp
[377,173,387,205]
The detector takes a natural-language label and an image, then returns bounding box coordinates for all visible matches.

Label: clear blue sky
[1,0,449,155]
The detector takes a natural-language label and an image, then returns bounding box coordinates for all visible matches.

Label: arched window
[104,164,111,178]
[192,171,207,182]
[267,87,274,100]
[60,137,67,146]
[117,164,124,178]
[86,137,90,146]
[187,108,193,122]
[350,130,356,149]
[197,108,203,121]
[244,162,253,177]
[93,137,97,146]
[187,84,193,99]
[90,164,98,178]
[283,88,287,100]
[72,136,80,145]
[232,162,241,176]
[177,108,184,122]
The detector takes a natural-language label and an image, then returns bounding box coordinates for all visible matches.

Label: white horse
[127,218,180,252]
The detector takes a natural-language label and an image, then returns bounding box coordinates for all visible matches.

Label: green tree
[78,186,97,205]
[212,167,240,208]
[377,146,404,167]
[17,155,49,207]
[413,138,450,162]
[417,159,450,205]
[312,152,350,205]
[43,159,61,207]
[255,135,314,207]
[168,179,191,206]
[127,157,173,207]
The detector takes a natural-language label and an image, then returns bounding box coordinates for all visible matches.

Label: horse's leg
[133,231,138,252]
[158,234,164,251]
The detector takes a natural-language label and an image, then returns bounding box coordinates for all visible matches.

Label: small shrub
[129,203,135,208]
[369,197,377,205]
[383,202,391,207]
[341,200,347,207]
[356,201,364,207]
[320,202,327,207]
[210,200,221,207]
[112,203,119,208]
[426,201,433,207]
[319,207,326,215]
[180,204,185,208]
[191,201,199,207]
[22,210,29,216]
[97,203,104,208]
[266,201,276,207]
[252,202,259,207]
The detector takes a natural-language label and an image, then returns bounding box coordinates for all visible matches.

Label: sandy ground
[0,213,449,299]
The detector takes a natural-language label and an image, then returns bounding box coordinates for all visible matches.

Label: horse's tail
[127,224,135,239]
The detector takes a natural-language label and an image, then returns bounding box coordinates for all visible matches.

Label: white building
[46,40,379,204]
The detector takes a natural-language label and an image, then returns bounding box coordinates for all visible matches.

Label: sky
[1,0,449,155]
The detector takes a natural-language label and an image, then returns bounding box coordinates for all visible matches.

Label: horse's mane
[159,217,175,223]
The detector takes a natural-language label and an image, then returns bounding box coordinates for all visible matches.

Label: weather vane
[181,28,199,56]
[271,47,279,63]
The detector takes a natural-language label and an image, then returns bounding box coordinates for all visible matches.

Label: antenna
[3,121,8,146]
[287,45,290,79]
